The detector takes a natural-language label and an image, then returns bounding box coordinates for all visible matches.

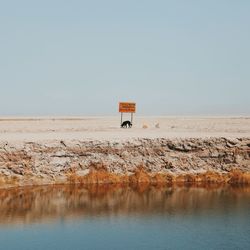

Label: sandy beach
[0,116,250,142]
[0,116,249,188]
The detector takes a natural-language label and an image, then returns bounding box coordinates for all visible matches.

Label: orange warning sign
[119,102,136,113]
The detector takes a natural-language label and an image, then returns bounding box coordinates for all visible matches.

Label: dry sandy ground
[0,116,250,142]
[0,116,250,188]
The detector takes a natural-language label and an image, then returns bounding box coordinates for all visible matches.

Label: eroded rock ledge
[0,137,249,187]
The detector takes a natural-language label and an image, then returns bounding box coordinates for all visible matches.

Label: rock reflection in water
[0,184,249,226]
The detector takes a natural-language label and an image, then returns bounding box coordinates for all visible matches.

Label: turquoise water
[0,185,249,250]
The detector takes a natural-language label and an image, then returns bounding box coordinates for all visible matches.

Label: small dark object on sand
[121,120,132,128]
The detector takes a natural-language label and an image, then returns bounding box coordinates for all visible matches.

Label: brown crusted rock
[228,170,250,184]
[129,166,151,184]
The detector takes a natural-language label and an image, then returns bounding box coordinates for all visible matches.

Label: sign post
[119,102,136,128]
[120,112,123,126]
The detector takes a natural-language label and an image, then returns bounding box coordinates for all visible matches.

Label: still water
[0,184,249,250]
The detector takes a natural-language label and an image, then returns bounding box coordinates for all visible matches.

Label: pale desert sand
[0,116,250,142]
[0,116,250,187]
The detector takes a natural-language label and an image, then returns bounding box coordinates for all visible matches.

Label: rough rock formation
[0,137,249,187]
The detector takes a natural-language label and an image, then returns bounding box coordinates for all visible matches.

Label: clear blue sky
[0,0,249,116]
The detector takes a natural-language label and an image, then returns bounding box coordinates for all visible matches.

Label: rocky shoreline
[0,137,250,188]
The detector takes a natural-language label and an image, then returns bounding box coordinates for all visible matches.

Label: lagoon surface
[0,185,249,250]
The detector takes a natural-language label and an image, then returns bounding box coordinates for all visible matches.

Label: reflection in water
[0,184,249,225]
